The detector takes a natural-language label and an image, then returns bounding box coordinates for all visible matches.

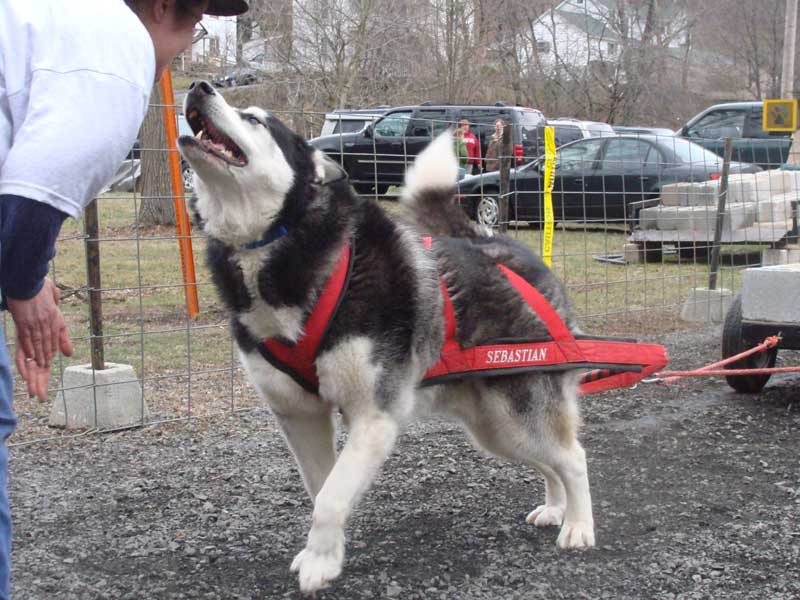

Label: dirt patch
[9,324,800,599]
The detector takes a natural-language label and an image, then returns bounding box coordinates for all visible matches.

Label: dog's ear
[312,149,347,185]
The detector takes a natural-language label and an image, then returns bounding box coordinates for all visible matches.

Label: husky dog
[178,81,594,594]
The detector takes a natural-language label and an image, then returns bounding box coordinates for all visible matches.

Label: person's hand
[6,278,73,370]
[14,347,51,401]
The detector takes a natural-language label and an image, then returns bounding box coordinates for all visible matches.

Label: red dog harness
[258,240,668,395]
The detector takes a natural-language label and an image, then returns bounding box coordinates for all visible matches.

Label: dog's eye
[247,116,260,126]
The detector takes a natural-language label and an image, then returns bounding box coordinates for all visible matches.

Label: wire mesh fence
[4,92,798,446]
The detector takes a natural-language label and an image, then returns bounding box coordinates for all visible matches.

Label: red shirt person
[458,119,482,175]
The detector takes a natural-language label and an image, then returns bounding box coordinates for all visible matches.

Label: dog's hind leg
[525,462,566,527]
[452,374,594,549]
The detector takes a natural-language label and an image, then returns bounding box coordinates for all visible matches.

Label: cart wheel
[722,295,777,393]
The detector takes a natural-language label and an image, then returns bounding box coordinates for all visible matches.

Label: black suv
[309,102,545,194]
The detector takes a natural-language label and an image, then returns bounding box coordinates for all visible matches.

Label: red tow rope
[650,336,800,384]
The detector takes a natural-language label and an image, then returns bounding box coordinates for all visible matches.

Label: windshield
[662,137,722,164]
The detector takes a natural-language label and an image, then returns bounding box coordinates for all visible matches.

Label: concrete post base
[680,287,733,323]
[49,362,148,430]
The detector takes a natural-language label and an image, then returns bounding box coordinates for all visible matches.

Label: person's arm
[1,195,73,397]
[1,195,68,307]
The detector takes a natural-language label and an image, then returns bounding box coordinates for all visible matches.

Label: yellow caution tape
[542,127,556,267]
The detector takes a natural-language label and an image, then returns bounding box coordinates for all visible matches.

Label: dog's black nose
[189,80,215,96]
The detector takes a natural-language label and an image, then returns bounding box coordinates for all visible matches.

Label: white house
[532,0,689,73]
[190,15,238,68]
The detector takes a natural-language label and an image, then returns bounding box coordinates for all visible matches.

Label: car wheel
[182,164,194,193]
[721,295,777,393]
[475,192,500,227]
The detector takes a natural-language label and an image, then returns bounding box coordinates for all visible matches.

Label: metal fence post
[498,124,512,233]
[708,137,733,291]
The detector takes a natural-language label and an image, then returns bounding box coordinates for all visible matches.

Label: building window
[606,42,617,55]
[209,36,220,57]
[537,41,552,54]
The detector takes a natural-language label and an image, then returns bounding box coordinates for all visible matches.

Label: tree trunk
[138,83,176,227]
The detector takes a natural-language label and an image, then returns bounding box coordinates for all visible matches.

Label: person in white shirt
[0,1,249,596]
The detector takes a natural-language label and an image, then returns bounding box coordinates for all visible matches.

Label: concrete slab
[686,180,720,207]
[49,362,148,430]
[754,197,789,223]
[754,169,789,196]
[638,206,660,229]
[741,263,800,322]
[656,206,682,230]
[660,182,692,206]
[622,243,641,264]
[680,287,734,323]
[762,248,788,266]
[685,204,756,232]
[728,175,757,203]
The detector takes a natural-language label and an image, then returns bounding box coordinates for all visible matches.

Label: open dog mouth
[185,108,248,166]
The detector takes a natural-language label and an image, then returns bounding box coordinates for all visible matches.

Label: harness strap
[260,242,352,391]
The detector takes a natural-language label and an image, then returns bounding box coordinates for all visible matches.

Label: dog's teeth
[197,130,204,140]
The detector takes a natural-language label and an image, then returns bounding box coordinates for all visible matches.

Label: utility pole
[781,0,798,98]
[783,0,800,163]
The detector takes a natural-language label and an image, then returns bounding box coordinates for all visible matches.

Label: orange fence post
[159,70,200,319]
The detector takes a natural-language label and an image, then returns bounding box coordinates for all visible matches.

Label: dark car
[456,134,761,226]
[310,102,545,195]
[676,102,793,169]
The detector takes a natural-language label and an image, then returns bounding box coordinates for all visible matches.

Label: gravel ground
[9,324,800,599]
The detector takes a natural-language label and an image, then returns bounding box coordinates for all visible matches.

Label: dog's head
[178,81,343,242]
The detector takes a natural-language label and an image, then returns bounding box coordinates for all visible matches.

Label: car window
[554,125,583,146]
[408,110,450,137]
[518,110,545,142]
[686,109,746,139]
[602,138,653,168]
[459,109,509,140]
[661,137,723,164]
[555,139,604,171]
[374,111,412,137]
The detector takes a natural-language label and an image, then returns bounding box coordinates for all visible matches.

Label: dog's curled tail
[401,131,493,239]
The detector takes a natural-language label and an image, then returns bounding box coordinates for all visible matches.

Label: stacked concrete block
[762,247,800,265]
[753,169,789,202]
[638,206,660,229]
[754,194,792,223]
[660,182,692,206]
[656,206,683,230]
[687,204,755,233]
[741,263,800,323]
[781,169,800,193]
[727,173,757,204]
[686,180,720,207]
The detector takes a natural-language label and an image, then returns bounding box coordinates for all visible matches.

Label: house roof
[558,10,621,42]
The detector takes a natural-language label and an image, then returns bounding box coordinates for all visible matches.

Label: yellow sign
[763,99,798,132]
[542,126,556,267]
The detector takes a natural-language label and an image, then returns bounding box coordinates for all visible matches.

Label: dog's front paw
[556,521,595,549]
[290,535,345,594]
[526,504,565,527]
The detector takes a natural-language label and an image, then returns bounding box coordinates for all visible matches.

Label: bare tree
[138,83,176,226]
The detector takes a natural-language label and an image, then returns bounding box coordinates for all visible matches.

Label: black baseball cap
[206,0,249,16]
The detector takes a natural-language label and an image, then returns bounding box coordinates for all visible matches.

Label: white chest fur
[234,249,305,342]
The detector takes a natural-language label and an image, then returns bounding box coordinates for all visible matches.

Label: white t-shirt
[0,0,155,218]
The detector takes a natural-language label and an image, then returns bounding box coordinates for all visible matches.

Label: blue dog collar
[241,224,288,250]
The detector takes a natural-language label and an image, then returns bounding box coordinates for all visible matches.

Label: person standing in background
[0,1,249,597]
[459,119,482,175]
[484,118,506,172]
